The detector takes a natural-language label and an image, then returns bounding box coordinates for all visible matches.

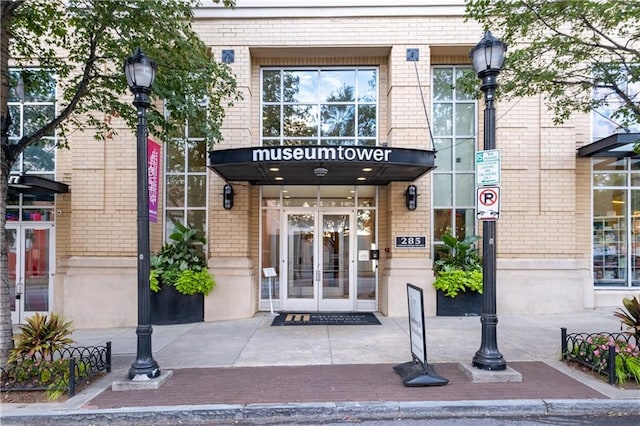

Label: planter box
[150,285,204,325]
[436,290,482,316]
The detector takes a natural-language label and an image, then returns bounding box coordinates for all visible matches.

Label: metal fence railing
[561,328,637,386]
[0,342,111,397]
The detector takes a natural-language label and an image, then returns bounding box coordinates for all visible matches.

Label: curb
[2,399,640,425]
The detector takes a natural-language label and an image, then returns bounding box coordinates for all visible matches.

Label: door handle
[315,270,320,282]
[16,282,23,299]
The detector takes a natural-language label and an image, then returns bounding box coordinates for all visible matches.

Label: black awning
[577,133,640,158]
[8,175,69,194]
[208,145,436,185]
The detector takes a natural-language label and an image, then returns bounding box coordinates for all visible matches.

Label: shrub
[9,313,74,363]
[614,294,640,342]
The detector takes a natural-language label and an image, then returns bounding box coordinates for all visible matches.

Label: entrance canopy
[577,133,640,158]
[8,174,69,194]
[208,145,436,185]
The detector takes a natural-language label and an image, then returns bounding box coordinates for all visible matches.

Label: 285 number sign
[395,236,426,248]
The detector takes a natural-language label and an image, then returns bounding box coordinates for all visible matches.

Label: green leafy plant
[613,294,640,341]
[572,334,640,385]
[433,231,483,298]
[433,269,483,298]
[150,222,215,296]
[9,313,74,363]
[45,359,90,401]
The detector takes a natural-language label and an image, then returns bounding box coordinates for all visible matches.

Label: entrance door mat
[271,312,381,326]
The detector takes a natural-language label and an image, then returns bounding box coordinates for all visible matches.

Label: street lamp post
[470,31,508,371]
[124,47,161,380]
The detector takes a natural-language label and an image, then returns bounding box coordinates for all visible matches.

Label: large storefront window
[261,67,378,146]
[431,66,477,261]
[164,114,208,241]
[592,158,640,288]
[6,69,56,222]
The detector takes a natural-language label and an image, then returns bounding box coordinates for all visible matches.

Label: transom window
[261,68,378,146]
[431,66,477,256]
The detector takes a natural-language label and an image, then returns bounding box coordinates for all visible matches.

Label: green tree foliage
[465,0,640,128]
[0,0,239,365]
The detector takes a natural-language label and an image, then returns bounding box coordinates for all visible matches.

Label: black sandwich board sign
[393,284,449,386]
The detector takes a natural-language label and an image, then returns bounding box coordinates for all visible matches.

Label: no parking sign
[476,186,500,220]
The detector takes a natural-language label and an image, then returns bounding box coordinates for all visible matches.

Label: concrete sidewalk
[2,309,640,424]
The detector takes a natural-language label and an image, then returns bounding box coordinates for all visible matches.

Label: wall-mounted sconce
[406,184,418,211]
[223,184,234,210]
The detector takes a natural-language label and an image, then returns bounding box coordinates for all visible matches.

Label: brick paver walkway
[86,362,606,409]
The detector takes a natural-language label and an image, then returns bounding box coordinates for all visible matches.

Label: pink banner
[147,138,161,223]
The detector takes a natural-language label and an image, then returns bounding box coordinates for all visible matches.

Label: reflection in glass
[166,175,185,207]
[593,158,626,171]
[433,209,452,240]
[23,141,55,172]
[9,70,56,102]
[262,70,281,102]
[433,68,453,101]
[165,211,183,239]
[593,173,627,187]
[357,69,377,102]
[262,68,378,148]
[187,175,206,207]
[262,105,281,137]
[321,139,353,146]
[261,209,281,300]
[187,140,206,172]
[433,103,453,136]
[455,104,475,136]
[433,174,452,206]
[283,70,318,103]
[287,214,314,298]
[321,105,355,136]
[357,210,375,300]
[434,138,452,171]
[284,105,318,137]
[455,68,475,101]
[187,108,207,139]
[187,210,206,237]
[262,186,281,207]
[358,105,376,137]
[320,70,355,102]
[8,105,20,137]
[24,229,50,311]
[322,214,350,300]
[24,105,55,136]
[455,173,475,205]
[167,142,185,173]
[455,138,475,171]
[6,229,17,311]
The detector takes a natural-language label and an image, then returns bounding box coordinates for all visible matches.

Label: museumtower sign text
[252,146,393,163]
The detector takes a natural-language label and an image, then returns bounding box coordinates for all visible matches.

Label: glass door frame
[6,223,55,323]
[281,208,355,312]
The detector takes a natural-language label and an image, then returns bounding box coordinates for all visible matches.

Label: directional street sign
[476,149,501,186]
[477,186,500,220]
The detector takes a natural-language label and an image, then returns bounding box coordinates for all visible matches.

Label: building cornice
[195,0,466,19]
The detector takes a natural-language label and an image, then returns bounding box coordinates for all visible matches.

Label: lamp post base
[128,324,161,380]
[472,314,506,371]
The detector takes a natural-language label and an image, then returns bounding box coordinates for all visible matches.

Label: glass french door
[6,224,54,323]
[283,210,354,311]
